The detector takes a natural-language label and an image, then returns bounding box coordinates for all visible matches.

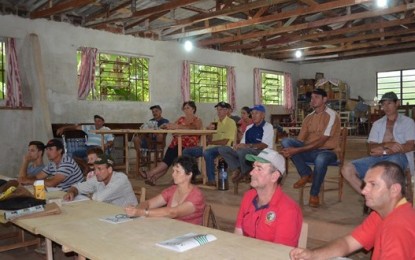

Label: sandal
[138,170,148,180]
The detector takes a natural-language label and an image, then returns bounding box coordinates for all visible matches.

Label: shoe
[309,195,320,208]
[206,181,216,187]
[231,169,241,183]
[293,175,312,189]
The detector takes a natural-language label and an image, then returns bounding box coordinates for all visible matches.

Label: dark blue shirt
[245,120,266,144]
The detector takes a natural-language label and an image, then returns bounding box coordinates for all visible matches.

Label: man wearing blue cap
[218,104,274,183]
[281,88,340,207]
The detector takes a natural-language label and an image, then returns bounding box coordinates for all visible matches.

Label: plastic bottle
[217,159,229,190]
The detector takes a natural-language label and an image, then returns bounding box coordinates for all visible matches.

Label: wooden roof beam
[130,0,200,18]
[30,0,95,19]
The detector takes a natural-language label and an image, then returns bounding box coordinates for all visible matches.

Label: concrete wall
[0,15,299,176]
[299,52,415,101]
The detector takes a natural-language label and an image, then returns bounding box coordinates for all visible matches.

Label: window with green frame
[189,63,227,103]
[0,41,5,100]
[77,51,150,101]
[261,71,284,105]
[377,69,415,105]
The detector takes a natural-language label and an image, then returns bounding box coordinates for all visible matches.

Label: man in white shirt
[64,154,138,207]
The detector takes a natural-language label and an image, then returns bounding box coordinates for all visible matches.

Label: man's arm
[18,155,30,178]
[18,171,48,185]
[290,235,362,260]
[44,174,66,187]
[63,186,79,201]
[282,136,330,158]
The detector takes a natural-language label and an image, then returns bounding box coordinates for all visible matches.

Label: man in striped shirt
[18,139,83,191]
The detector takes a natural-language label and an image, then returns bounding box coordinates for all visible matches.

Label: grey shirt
[73,171,138,207]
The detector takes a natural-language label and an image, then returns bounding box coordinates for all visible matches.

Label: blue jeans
[281,138,337,196]
[352,154,408,179]
[218,146,259,176]
[183,146,221,182]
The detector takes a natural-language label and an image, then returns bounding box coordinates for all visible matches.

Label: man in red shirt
[234,148,303,247]
[290,161,415,260]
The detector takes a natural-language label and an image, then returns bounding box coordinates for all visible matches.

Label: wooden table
[32,200,292,260]
[92,129,216,184]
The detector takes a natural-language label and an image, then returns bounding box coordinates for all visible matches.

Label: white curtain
[253,68,262,104]
[77,47,97,100]
[181,60,190,102]
[5,38,23,107]
[226,66,236,109]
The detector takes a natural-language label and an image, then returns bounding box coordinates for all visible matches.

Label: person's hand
[125,205,139,217]
[290,247,313,260]
[22,154,31,163]
[165,123,177,130]
[369,146,384,156]
[281,147,297,158]
[63,191,75,201]
[386,142,404,153]
[234,143,248,150]
[56,127,64,136]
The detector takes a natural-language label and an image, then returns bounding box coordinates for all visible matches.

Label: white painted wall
[299,52,415,101]
[0,15,299,175]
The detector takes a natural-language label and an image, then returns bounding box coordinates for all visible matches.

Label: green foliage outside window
[0,41,5,100]
[189,63,227,103]
[262,71,284,105]
[377,69,415,105]
[77,51,149,101]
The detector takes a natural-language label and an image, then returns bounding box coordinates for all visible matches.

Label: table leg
[124,133,129,176]
[100,134,105,150]
[178,135,182,156]
[46,238,53,260]
[200,135,207,185]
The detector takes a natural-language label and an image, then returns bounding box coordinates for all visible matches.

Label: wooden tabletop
[33,200,292,259]
[91,129,217,135]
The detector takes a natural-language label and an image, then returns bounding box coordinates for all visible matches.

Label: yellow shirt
[211,116,237,146]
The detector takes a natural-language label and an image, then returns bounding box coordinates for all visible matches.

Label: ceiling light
[377,0,387,8]
[295,50,302,58]
[184,40,193,52]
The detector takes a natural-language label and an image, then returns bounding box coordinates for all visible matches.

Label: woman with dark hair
[125,156,206,225]
[237,106,253,143]
[140,101,203,186]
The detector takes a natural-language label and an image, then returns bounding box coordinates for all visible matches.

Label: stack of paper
[156,233,217,252]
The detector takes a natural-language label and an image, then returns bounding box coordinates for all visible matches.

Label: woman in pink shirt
[237,106,253,143]
[125,156,205,225]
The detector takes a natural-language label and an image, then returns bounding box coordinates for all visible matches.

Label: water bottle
[217,159,229,191]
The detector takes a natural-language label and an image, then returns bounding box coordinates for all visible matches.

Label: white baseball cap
[245,148,286,175]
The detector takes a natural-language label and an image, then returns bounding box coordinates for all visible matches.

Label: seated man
[18,141,45,178]
[56,114,114,159]
[64,154,138,207]
[133,105,169,155]
[342,92,415,194]
[18,139,84,191]
[290,161,415,259]
[183,101,237,186]
[86,147,104,179]
[281,88,340,208]
[235,148,303,247]
[218,105,274,183]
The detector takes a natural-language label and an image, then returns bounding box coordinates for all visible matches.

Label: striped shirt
[43,154,84,191]
[81,125,114,146]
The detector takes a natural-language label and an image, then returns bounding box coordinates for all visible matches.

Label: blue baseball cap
[250,104,266,113]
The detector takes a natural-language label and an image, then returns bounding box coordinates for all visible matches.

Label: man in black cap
[281,88,341,207]
[18,138,84,191]
[64,154,138,207]
[56,115,114,159]
[342,91,415,194]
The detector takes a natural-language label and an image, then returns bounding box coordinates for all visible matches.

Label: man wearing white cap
[234,148,303,247]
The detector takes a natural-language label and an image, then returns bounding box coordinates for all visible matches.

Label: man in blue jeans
[342,91,415,194]
[281,89,340,207]
[183,102,237,186]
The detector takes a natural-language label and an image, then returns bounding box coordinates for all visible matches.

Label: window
[0,41,5,100]
[377,69,415,105]
[189,63,227,103]
[261,71,284,105]
[77,51,149,101]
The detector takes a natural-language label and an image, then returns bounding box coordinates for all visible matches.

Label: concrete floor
[0,137,374,259]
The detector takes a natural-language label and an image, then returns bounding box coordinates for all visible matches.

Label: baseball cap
[214,101,228,108]
[150,105,162,111]
[379,92,398,103]
[94,154,114,166]
[245,148,285,175]
[45,139,64,150]
[94,115,105,121]
[312,88,327,97]
[250,104,266,113]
